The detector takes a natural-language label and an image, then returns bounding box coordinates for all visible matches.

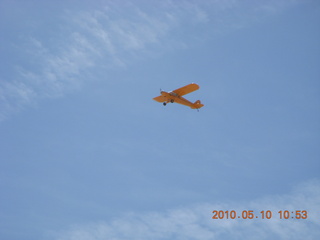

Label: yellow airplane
[153,83,204,110]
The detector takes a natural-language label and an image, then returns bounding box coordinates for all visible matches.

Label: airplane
[153,83,204,110]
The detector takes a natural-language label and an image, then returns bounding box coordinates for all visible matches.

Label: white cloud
[0,0,301,121]
[54,179,320,240]
[0,1,210,121]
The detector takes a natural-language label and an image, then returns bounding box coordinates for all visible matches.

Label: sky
[0,0,320,239]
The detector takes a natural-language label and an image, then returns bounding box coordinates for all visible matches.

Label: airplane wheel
[163,102,167,106]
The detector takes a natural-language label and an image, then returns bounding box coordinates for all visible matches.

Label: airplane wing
[172,83,200,96]
[153,95,166,102]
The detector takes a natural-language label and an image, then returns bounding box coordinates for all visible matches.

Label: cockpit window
[169,91,178,97]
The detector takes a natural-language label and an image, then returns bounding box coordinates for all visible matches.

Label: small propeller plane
[153,83,204,110]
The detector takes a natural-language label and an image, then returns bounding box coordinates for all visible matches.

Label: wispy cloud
[53,179,320,240]
[0,0,300,121]
[0,1,209,121]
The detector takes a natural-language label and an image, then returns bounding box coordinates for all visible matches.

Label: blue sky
[0,0,320,239]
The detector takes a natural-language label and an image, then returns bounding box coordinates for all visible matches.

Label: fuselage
[161,91,197,108]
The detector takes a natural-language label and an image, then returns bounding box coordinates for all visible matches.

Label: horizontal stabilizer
[192,100,204,109]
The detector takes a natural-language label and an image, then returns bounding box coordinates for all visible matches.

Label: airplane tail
[192,100,204,109]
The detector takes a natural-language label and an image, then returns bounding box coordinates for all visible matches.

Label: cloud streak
[0,1,209,121]
[54,179,320,240]
[0,0,300,121]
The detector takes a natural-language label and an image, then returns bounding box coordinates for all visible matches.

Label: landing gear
[163,100,174,106]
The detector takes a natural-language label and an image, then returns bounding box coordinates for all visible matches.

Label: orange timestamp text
[212,210,308,220]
